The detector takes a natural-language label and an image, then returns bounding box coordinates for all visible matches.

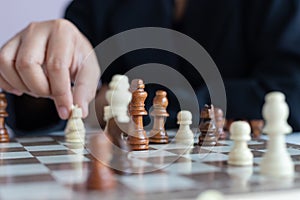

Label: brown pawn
[127,79,149,150]
[198,104,217,146]
[149,90,169,144]
[214,107,226,140]
[0,93,9,142]
[87,134,116,190]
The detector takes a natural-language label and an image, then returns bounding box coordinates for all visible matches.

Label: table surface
[0,130,300,200]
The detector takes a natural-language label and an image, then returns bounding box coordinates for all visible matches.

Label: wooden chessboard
[0,130,300,200]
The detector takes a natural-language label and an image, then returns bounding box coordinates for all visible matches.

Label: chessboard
[0,130,300,200]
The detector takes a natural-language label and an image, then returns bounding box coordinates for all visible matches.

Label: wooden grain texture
[127,79,149,150]
[149,90,169,144]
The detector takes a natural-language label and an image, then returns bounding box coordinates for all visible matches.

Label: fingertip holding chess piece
[64,105,86,144]
[87,134,116,190]
[0,93,9,142]
[228,121,253,166]
[127,79,149,151]
[175,110,194,145]
[149,90,169,144]
[260,91,294,178]
[198,104,217,146]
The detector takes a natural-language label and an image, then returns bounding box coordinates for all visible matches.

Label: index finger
[45,21,75,119]
[73,48,100,118]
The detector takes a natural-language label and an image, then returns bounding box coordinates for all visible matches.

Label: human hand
[0,19,100,119]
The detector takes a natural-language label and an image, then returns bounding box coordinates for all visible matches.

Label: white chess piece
[175,110,194,145]
[105,75,132,123]
[197,190,224,200]
[228,121,253,166]
[65,105,86,143]
[260,91,294,177]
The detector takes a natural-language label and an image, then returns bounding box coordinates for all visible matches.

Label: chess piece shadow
[86,134,116,190]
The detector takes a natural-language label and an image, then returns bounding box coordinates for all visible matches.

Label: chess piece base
[0,128,9,142]
[260,155,294,177]
[127,130,149,150]
[149,130,168,144]
[198,134,217,146]
[228,151,253,166]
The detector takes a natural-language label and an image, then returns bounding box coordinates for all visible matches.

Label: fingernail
[58,106,69,119]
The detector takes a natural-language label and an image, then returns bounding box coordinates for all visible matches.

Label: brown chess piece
[198,104,217,146]
[214,107,226,140]
[127,79,149,150]
[87,134,116,190]
[124,79,140,139]
[249,119,264,139]
[149,90,169,144]
[0,93,9,142]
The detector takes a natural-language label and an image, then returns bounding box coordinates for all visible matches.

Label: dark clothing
[64,0,300,130]
[7,0,300,133]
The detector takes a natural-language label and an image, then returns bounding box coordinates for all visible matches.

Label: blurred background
[0,0,71,46]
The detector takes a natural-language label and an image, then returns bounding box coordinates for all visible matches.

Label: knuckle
[27,22,37,29]
[25,22,38,33]
[0,51,11,66]
[46,58,66,72]
[54,19,75,32]
[51,89,69,99]
[16,57,35,71]
[53,19,78,38]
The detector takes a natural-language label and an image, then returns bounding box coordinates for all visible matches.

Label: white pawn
[105,75,132,123]
[260,91,294,177]
[228,121,253,166]
[197,190,224,200]
[65,105,86,143]
[175,110,194,145]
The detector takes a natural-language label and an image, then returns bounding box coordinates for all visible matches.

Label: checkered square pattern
[0,134,299,200]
